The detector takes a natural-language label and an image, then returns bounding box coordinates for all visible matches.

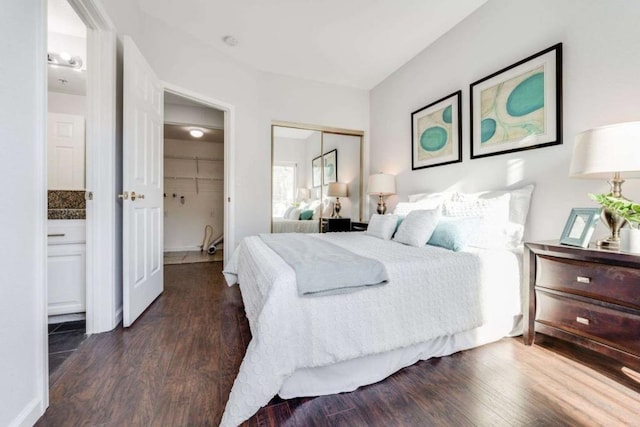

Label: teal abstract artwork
[480,66,545,145]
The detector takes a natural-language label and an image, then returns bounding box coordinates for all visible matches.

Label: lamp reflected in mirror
[327,182,347,218]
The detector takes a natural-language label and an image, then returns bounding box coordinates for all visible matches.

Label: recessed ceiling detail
[136,0,487,89]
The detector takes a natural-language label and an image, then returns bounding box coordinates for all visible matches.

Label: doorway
[162,92,226,265]
[46,0,90,377]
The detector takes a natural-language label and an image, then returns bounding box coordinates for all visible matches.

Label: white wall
[273,136,309,194]
[164,138,224,251]
[98,0,369,250]
[48,92,85,115]
[0,0,47,425]
[370,0,640,241]
[323,134,362,220]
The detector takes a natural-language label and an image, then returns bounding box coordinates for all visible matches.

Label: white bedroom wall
[98,0,369,250]
[273,136,308,192]
[323,133,362,221]
[370,0,640,242]
[48,92,85,115]
[0,0,47,425]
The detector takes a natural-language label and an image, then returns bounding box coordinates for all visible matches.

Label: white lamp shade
[327,182,347,197]
[570,121,640,179]
[368,173,396,195]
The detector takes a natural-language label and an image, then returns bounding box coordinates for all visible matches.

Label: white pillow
[308,200,322,219]
[298,201,309,211]
[287,208,301,220]
[451,184,534,227]
[282,206,294,219]
[393,208,442,247]
[444,193,511,222]
[322,200,334,217]
[365,214,399,240]
[393,198,444,216]
[443,194,515,248]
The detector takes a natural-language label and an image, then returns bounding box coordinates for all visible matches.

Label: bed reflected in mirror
[271,124,363,233]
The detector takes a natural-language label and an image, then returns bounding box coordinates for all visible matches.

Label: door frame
[67,0,120,335]
[162,83,235,265]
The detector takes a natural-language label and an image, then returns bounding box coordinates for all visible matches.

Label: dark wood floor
[38,262,640,426]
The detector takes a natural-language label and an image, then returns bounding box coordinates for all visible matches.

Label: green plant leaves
[589,193,640,225]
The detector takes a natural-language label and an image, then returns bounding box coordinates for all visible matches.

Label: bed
[221,185,533,426]
[271,217,320,233]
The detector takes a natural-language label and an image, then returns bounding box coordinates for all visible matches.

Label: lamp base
[597,237,620,250]
[376,195,387,215]
[333,197,342,218]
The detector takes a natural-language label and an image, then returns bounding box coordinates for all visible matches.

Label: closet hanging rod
[164,155,223,162]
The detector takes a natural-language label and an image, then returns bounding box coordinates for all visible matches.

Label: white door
[47,113,85,190]
[122,36,164,327]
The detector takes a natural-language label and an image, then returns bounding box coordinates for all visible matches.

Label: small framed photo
[411,90,462,170]
[560,208,601,248]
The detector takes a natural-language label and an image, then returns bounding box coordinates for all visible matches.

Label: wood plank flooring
[38,262,640,426]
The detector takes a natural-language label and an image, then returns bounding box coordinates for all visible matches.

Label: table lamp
[569,121,640,249]
[368,173,396,215]
[327,182,348,218]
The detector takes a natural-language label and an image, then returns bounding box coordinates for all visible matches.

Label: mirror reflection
[271,125,363,233]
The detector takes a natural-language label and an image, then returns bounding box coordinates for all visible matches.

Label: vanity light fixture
[189,129,205,138]
[47,52,83,69]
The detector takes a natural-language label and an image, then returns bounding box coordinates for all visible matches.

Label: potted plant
[590,194,640,253]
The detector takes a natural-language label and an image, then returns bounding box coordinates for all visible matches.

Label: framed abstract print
[411,90,462,170]
[470,43,562,159]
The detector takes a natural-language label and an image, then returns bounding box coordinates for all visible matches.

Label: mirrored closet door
[271,123,363,233]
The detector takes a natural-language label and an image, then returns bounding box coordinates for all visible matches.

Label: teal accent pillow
[300,209,314,220]
[428,217,480,251]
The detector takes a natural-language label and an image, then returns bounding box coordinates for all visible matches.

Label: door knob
[118,192,129,200]
[130,191,145,201]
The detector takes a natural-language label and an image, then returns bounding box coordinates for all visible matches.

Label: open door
[121,36,164,327]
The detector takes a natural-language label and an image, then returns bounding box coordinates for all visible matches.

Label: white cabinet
[47,113,85,190]
[48,220,86,315]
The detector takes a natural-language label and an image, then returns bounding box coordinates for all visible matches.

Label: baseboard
[48,312,86,324]
[9,397,44,427]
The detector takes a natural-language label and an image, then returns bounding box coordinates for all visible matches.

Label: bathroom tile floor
[163,250,223,265]
[48,320,86,381]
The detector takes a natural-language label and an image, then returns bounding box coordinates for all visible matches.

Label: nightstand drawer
[536,290,640,355]
[536,255,640,309]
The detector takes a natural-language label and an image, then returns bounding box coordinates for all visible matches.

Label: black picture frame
[411,90,462,170]
[470,43,563,159]
[312,149,338,187]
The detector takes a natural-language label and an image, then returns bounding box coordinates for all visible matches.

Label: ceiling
[273,127,317,140]
[164,124,224,143]
[136,0,487,90]
[48,0,87,95]
[166,91,210,108]
[48,0,86,38]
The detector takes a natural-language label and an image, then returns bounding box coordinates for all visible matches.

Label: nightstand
[524,241,640,369]
[351,221,368,232]
[320,218,351,232]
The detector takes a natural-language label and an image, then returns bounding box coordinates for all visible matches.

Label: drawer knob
[576,276,591,284]
[576,317,590,325]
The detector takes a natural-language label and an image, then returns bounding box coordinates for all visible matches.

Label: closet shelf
[164,155,223,162]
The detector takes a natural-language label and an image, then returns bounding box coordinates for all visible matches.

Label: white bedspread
[271,217,319,233]
[221,233,521,426]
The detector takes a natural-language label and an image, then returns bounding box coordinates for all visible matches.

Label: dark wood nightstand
[351,221,368,232]
[320,218,351,233]
[524,241,640,369]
